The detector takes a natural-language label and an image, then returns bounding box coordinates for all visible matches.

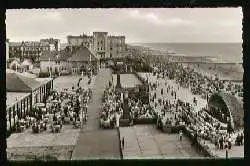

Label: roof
[20,72,37,78]
[67,46,99,62]
[35,77,53,84]
[39,51,58,61]
[208,92,244,129]
[40,50,69,61]
[21,59,33,66]
[6,92,31,108]
[6,71,41,92]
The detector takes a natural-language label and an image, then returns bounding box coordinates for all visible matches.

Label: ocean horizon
[130,43,242,63]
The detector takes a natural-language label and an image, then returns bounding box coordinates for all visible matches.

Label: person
[192,131,198,146]
[240,133,244,145]
[121,136,125,149]
[179,130,183,141]
[228,136,232,149]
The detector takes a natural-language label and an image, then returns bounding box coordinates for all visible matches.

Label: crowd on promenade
[151,62,243,101]
[128,99,155,122]
[137,61,244,154]
[101,80,157,128]
[16,81,92,134]
[101,82,123,128]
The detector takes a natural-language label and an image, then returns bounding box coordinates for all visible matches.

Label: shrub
[39,72,50,78]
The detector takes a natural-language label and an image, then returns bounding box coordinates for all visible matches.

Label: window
[110,53,112,58]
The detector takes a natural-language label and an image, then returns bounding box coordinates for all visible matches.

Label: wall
[40,61,56,73]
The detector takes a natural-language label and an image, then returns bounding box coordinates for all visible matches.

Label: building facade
[9,41,51,62]
[67,32,126,59]
[40,51,69,74]
[40,38,60,51]
[40,46,99,75]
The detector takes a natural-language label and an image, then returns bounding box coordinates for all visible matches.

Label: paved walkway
[120,125,204,159]
[53,75,96,91]
[138,72,244,158]
[112,74,143,88]
[71,68,121,160]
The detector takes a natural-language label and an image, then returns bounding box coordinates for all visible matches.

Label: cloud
[129,10,193,26]
[166,18,193,25]
[6,8,242,43]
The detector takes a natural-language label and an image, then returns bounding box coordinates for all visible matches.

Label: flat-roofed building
[6,69,53,132]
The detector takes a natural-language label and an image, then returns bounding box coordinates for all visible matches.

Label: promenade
[120,125,204,159]
[138,72,244,158]
[71,68,121,160]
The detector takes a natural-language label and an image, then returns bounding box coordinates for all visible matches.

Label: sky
[6,8,242,43]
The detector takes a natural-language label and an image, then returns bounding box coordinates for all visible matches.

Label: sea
[131,43,242,63]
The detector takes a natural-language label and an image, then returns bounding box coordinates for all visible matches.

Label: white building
[67,32,126,59]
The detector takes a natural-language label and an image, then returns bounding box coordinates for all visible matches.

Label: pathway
[71,68,121,160]
[120,125,204,159]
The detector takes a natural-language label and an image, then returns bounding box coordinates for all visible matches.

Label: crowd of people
[100,79,157,128]
[16,81,92,134]
[152,62,243,101]
[138,61,244,154]
[128,98,156,123]
[101,84,123,128]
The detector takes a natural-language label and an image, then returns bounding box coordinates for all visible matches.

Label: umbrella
[35,103,45,107]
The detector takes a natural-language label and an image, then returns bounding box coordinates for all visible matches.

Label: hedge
[134,118,156,124]
[39,72,50,78]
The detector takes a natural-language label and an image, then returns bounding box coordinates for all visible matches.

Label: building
[40,45,99,75]
[40,38,60,51]
[8,58,21,72]
[208,92,244,130]
[68,46,99,75]
[21,59,33,71]
[39,50,69,74]
[9,41,50,62]
[60,43,68,51]
[67,32,126,59]
[6,69,53,131]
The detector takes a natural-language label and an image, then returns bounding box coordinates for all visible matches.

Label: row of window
[10,46,49,51]
[46,66,67,71]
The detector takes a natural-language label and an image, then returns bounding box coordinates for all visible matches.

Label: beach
[131,43,243,82]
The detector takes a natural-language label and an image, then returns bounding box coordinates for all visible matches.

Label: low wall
[134,118,156,125]
[116,127,123,159]
[134,72,148,85]
[119,119,130,127]
[7,145,74,160]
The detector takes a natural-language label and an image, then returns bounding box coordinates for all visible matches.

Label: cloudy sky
[6,8,242,43]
